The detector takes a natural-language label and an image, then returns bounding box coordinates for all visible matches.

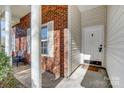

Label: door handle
[98,44,102,52]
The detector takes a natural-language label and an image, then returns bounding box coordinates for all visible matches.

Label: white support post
[31,5,41,88]
[67,5,72,77]
[5,5,12,65]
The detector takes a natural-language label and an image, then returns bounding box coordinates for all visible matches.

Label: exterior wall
[42,5,68,78]
[81,6,107,67]
[106,5,124,87]
[68,5,81,74]
[13,5,68,78]
[12,13,31,63]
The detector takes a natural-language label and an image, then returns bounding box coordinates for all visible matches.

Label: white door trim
[82,25,105,67]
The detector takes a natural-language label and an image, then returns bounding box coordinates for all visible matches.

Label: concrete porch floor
[56,65,88,88]
[56,65,111,88]
[13,64,111,88]
[13,64,31,88]
[13,64,63,88]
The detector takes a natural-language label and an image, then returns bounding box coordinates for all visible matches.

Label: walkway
[56,65,88,88]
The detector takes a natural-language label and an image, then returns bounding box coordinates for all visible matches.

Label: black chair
[13,55,24,67]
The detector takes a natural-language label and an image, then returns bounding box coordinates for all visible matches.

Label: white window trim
[27,28,31,54]
[41,25,48,56]
[41,21,54,57]
[11,29,16,51]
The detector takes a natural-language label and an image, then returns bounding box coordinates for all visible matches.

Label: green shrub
[0,51,11,81]
[0,51,25,88]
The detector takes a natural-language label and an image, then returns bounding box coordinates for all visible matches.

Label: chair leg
[17,59,19,67]
[17,61,18,67]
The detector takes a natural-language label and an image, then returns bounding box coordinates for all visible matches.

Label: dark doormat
[88,65,99,72]
[81,67,112,88]
[42,71,63,88]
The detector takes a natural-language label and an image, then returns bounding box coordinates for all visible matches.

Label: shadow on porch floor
[42,71,63,88]
[13,64,63,88]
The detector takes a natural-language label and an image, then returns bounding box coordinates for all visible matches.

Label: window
[41,26,48,55]
[12,30,15,51]
[27,28,31,54]
[41,21,54,57]
[0,20,5,50]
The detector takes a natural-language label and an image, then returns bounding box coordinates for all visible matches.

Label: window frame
[41,25,48,56]
[27,28,31,54]
[11,28,16,51]
[41,21,54,57]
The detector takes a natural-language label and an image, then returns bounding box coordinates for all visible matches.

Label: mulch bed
[0,74,26,88]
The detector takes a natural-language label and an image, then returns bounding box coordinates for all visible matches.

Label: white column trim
[67,5,72,77]
[31,5,41,88]
[5,5,12,65]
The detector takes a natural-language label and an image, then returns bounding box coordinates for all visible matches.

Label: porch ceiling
[77,5,101,12]
[0,5,30,26]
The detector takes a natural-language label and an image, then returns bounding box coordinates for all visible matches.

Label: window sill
[41,54,49,57]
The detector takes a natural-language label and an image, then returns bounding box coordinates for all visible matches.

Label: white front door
[83,25,104,66]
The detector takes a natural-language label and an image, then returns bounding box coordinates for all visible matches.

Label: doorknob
[98,44,102,52]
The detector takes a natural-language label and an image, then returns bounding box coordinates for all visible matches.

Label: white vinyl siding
[106,5,124,88]
[68,6,81,74]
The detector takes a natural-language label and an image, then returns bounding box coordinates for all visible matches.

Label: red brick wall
[13,13,31,63]
[13,13,31,51]
[13,5,68,78]
[42,5,68,78]
[20,13,31,31]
